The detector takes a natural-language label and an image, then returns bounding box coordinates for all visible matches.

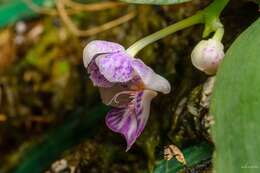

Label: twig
[23,0,127,16]
[56,0,136,37]
[65,0,126,11]
[22,0,57,15]
[24,0,135,37]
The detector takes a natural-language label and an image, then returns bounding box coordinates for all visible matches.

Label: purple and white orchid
[83,40,171,151]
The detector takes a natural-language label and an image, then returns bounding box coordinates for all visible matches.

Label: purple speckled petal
[87,61,113,88]
[105,90,157,151]
[131,59,171,94]
[83,40,125,68]
[96,52,134,83]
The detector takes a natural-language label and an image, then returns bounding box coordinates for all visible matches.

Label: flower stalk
[126,12,204,56]
[212,27,224,42]
[126,0,230,57]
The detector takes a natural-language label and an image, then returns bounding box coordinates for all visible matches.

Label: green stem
[202,0,229,37]
[126,12,204,56]
[204,0,229,17]
[213,27,224,41]
[126,0,230,57]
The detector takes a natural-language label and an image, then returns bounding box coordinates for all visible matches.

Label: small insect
[164,144,187,165]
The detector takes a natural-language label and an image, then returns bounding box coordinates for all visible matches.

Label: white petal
[131,59,171,94]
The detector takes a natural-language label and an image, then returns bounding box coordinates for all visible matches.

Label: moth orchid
[191,39,225,75]
[83,40,171,151]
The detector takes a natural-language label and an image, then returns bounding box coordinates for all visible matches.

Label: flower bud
[191,39,224,75]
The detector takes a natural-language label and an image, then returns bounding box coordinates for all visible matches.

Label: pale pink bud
[191,39,225,75]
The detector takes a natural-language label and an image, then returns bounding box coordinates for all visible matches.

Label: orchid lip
[105,90,157,151]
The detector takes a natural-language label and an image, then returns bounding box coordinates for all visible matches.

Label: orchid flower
[83,40,171,151]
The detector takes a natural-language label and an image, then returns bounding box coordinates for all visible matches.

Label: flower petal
[131,59,171,94]
[105,90,157,151]
[88,61,113,88]
[83,40,124,68]
[96,52,134,83]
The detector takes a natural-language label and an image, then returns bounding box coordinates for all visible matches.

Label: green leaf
[154,143,213,173]
[120,0,190,5]
[211,18,260,173]
[0,0,49,28]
